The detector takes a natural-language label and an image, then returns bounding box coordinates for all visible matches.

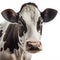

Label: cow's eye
[37,17,41,31]
[18,17,27,37]
[37,17,43,35]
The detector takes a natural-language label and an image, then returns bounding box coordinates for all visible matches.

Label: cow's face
[1,3,57,53]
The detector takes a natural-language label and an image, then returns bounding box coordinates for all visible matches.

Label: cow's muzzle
[26,40,42,53]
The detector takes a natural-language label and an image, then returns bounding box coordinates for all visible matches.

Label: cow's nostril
[37,41,42,47]
[27,41,32,47]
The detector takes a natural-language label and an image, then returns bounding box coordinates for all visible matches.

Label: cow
[0,2,57,60]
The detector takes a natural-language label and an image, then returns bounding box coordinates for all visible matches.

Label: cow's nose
[26,40,42,53]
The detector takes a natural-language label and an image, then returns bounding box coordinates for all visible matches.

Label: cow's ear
[41,8,57,22]
[1,9,18,23]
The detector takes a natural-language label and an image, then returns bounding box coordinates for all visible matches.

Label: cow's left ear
[41,8,57,22]
[1,9,18,23]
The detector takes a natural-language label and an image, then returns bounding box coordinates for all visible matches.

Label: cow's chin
[26,46,42,53]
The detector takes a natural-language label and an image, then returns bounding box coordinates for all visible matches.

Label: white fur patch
[19,5,41,41]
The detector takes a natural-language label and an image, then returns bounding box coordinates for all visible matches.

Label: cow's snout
[26,40,42,53]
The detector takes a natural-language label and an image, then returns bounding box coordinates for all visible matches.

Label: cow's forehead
[19,4,41,25]
[20,2,38,11]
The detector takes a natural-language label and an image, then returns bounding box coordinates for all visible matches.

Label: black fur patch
[0,48,3,51]
[3,24,19,53]
[37,17,41,31]
[37,17,43,35]
[0,30,3,37]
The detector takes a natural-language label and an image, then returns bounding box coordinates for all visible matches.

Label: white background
[0,0,60,60]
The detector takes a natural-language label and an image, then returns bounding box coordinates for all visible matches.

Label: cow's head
[1,2,57,53]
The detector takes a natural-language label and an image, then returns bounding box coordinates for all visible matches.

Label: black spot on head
[0,48,3,51]
[37,17,43,35]
[20,2,38,12]
[0,30,3,37]
[37,17,41,31]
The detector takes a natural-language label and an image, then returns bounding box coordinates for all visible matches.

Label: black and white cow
[0,2,57,60]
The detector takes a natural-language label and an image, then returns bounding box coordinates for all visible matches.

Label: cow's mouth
[26,41,42,53]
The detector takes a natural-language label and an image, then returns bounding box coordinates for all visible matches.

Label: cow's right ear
[1,9,18,23]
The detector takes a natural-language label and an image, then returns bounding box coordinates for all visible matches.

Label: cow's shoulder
[3,23,19,53]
